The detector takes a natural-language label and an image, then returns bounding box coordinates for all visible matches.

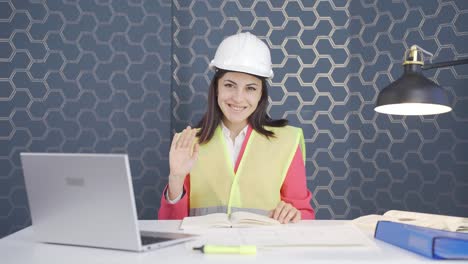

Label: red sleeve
[157,174,190,219]
[281,146,315,219]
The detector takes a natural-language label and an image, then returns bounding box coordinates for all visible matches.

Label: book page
[351,214,394,233]
[179,213,231,230]
[184,223,377,251]
[237,224,375,247]
[384,210,468,232]
[230,211,280,227]
[353,210,468,233]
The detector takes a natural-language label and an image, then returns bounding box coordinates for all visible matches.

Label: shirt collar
[220,121,248,139]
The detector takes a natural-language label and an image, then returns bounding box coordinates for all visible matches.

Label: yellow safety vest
[189,125,305,216]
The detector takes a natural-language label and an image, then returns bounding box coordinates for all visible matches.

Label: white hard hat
[209,32,274,78]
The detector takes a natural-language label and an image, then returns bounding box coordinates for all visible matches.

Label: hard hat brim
[209,61,274,79]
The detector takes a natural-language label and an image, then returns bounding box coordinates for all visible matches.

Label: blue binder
[374,220,468,259]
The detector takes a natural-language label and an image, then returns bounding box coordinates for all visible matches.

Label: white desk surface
[1,220,466,264]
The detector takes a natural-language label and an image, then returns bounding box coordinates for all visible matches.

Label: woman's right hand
[167,126,199,200]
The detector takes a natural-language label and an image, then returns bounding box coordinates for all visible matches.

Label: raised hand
[269,201,301,224]
[167,126,199,200]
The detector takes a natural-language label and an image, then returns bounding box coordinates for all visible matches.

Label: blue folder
[374,220,468,259]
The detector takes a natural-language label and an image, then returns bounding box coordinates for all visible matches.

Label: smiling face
[217,71,263,132]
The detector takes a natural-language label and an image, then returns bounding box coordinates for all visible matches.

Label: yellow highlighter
[193,245,257,255]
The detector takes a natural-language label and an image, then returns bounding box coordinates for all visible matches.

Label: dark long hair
[196,69,288,144]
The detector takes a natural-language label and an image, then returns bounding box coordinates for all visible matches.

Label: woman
[158,32,315,223]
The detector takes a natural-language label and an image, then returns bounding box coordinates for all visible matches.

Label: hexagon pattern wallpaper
[1,0,468,238]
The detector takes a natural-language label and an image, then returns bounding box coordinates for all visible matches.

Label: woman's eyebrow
[223,79,237,85]
[223,79,259,86]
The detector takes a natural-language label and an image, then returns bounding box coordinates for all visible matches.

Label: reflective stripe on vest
[189,125,305,216]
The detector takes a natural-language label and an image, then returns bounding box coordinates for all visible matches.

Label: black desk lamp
[375,45,468,115]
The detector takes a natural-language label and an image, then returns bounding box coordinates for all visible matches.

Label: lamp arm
[422,58,468,70]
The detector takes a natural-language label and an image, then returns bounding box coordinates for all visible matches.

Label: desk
[1,220,466,264]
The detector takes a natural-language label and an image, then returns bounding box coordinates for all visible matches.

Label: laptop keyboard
[140,235,173,245]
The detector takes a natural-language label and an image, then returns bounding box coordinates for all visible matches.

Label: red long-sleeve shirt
[158,126,315,220]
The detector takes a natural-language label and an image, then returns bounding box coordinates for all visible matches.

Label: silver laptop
[20,152,197,252]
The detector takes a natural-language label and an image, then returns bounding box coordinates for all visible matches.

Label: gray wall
[0,0,172,237]
[1,0,467,238]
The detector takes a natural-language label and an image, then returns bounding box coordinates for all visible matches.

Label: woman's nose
[232,89,244,102]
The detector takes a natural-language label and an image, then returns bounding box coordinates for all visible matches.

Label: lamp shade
[375,64,452,115]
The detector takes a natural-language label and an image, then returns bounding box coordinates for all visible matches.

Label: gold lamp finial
[403,45,424,66]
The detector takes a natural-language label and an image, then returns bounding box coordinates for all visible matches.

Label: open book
[352,210,468,233]
[180,211,280,230]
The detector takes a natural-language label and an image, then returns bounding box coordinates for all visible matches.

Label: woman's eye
[247,87,256,91]
[225,83,233,88]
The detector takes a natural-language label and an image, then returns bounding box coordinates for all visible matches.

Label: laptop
[20,152,197,252]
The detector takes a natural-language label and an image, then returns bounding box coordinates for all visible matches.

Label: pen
[193,245,257,254]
